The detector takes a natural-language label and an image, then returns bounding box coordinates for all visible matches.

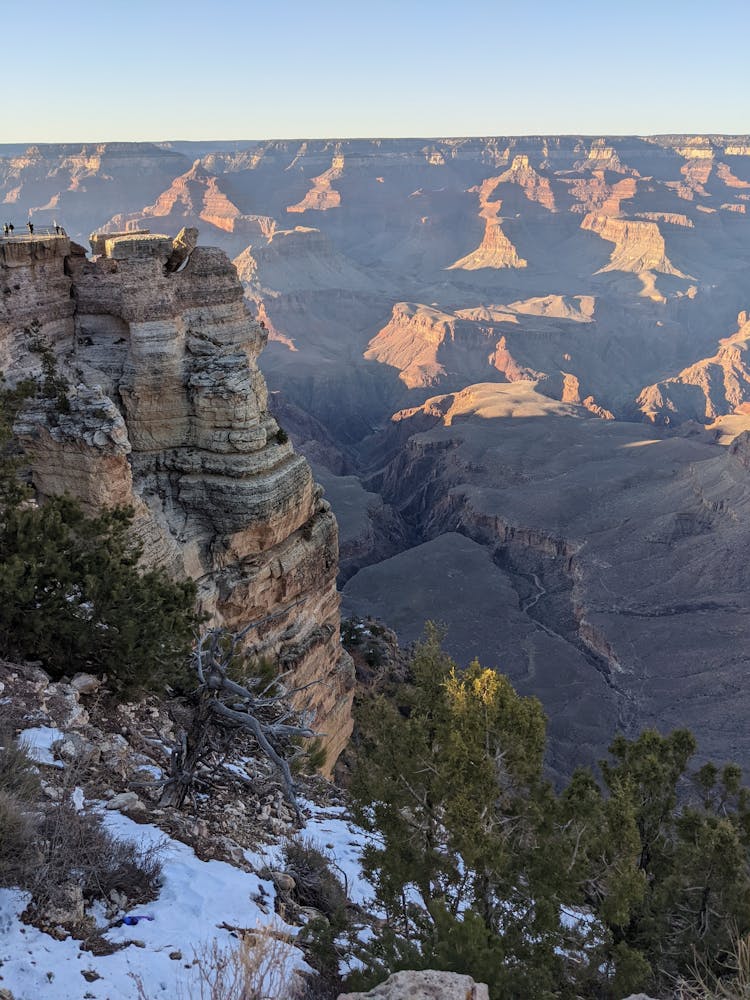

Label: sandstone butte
[0,227,355,771]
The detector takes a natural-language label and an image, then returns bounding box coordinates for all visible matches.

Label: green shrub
[0,789,37,889]
[281,836,347,923]
[0,497,197,690]
[0,374,198,692]
[0,730,41,802]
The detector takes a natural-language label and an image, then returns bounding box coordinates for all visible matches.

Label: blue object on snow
[122,914,154,925]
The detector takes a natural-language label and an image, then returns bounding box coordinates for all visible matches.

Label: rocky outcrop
[0,230,354,771]
[0,235,76,375]
[338,970,489,1000]
[448,176,527,269]
[569,173,638,215]
[287,153,344,213]
[364,303,541,390]
[637,310,750,424]
[365,297,598,394]
[716,161,750,190]
[496,154,556,210]
[634,211,694,227]
[234,226,375,295]
[104,160,242,233]
[580,213,691,277]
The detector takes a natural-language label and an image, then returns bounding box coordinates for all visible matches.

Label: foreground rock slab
[338,969,489,1000]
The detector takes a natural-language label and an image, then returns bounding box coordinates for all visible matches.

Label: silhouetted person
[27,221,34,235]
[8,224,14,235]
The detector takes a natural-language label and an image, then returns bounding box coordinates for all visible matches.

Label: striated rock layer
[0,229,354,770]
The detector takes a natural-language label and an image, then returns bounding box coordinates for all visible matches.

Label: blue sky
[3,0,749,141]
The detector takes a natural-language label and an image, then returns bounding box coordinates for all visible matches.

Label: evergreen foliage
[0,376,198,690]
[349,626,750,998]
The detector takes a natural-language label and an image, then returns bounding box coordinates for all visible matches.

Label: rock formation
[4,134,750,781]
[0,228,354,770]
[344,378,750,777]
[580,213,691,277]
[569,174,638,215]
[365,297,598,394]
[287,153,344,214]
[448,176,527,269]
[338,970,489,1000]
[496,153,556,210]
[637,310,750,423]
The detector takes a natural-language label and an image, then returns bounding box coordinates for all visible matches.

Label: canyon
[3,135,750,775]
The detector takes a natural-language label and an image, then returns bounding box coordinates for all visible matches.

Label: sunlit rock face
[0,229,354,771]
[5,135,750,778]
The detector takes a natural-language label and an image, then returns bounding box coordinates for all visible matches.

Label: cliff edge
[0,227,354,770]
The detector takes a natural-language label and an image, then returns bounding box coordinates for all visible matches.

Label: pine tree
[350,626,577,998]
[348,628,750,998]
[0,377,198,691]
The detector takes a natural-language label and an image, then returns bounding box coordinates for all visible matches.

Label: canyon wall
[0,229,354,770]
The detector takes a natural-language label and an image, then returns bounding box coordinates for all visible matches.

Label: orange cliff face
[1,229,354,772]
[448,176,527,270]
[287,153,344,214]
[119,161,242,231]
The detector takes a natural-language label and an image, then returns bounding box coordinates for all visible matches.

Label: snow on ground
[300,801,379,909]
[248,799,380,911]
[18,726,65,767]
[2,730,379,998]
[0,811,306,1000]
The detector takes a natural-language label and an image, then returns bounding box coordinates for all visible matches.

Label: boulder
[337,970,490,1000]
[70,672,102,695]
[44,883,85,928]
[166,226,199,272]
[270,870,296,893]
[105,791,144,812]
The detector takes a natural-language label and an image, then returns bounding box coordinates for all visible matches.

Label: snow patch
[19,726,65,768]
[0,810,308,1000]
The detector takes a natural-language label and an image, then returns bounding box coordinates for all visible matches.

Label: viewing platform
[0,225,67,242]
[0,230,71,267]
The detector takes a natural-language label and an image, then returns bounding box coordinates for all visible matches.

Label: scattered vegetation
[678,931,750,998]
[0,735,163,931]
[347,624,750,999]
[0,373,198,691]
[131,927,303,1000]
[282,836,348,923]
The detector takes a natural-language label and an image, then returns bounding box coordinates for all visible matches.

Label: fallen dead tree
[157,603,319,823]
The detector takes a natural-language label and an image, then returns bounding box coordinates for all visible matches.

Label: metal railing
[1,225,67,240]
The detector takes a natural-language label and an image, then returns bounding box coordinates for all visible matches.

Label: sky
[2,0,749,142]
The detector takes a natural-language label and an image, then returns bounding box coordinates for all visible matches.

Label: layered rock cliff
[448,176,527,270]
[580,213,691,277]
[0,229,354,769]
[637,310,750,423]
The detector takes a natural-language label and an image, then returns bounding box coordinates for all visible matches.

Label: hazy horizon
[3,131,750,148]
